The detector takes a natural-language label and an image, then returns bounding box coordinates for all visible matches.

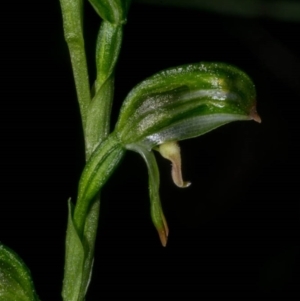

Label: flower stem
[59,0,91,147]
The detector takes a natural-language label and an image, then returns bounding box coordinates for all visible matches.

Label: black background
[1,0,300,300]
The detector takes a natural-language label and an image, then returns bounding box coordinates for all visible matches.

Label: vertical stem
[66,41,91,134]
[60,1,130,300]
[59,0,91,146]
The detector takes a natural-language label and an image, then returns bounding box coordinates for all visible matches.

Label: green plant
[0,1,260,300]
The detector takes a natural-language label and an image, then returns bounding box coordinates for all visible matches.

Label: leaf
[95,21,123,89]
[62,199,101,301]
[78,198,100,300]
[88,0,131,24]
[85,77,114,157]
[116,62,260,149]
[0,243,39,301]
[62,200,85,301]
[74,133,125,235]
[85,22,123,158]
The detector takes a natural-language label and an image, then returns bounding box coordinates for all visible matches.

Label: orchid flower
[0,1,261,300]
[75,62,260,246]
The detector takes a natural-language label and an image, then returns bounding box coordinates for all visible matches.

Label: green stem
[59,0,91,142]
[67,42,91,133]
[60,1,129,300]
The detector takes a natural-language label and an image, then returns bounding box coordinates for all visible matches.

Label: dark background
[1,0,300,300]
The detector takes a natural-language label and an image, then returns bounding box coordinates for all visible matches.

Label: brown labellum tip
[158,229,168,247]
[249,105,261,123]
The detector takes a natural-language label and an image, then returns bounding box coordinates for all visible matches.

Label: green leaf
[63,136,125,300]
[74,133,125,235]
[86,77,115,157]
[62,200,85,301]
[116,62,260,150]
[62,199,101,301]
[88,0,131,24]
[0,244,39,301]
[85,21,123,158]
[79,198,100,300]
[95,21,123,89]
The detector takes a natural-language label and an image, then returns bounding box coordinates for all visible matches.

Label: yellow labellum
[158,141,191,188]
